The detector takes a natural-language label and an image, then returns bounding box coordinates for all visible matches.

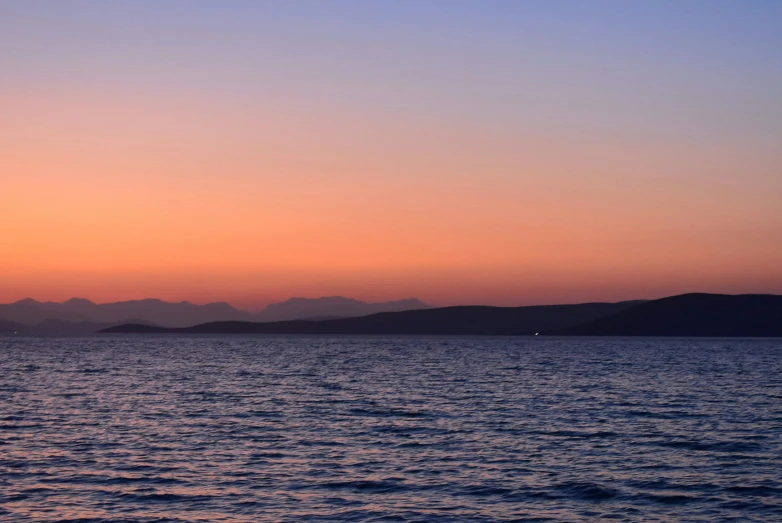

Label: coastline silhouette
[99,293,782,337]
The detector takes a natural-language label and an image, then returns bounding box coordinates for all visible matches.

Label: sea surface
[1,336,781,522]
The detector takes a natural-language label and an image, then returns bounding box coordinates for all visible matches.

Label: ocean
[1,336,780,522]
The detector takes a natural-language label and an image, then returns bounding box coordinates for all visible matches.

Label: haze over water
[2,336,781,522]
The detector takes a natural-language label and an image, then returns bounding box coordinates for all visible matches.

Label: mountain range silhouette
[3,293,780,337]
[0,296,431,334]
[100,294,782,337]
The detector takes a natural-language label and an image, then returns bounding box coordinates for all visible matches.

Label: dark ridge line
[99,294,782,337]
[100,300,641,335]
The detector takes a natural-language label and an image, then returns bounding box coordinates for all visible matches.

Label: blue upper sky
[3,0,781,142]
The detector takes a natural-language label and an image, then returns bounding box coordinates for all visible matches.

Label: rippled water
[1,336,781,522]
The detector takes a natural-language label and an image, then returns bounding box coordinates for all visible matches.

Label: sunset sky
[2,1,781,309]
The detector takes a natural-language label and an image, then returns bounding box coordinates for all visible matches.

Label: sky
[1,0,781,309]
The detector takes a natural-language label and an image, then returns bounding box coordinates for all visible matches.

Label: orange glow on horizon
[3,61,781,309]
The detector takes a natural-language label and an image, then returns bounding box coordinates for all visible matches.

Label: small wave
[231,409,285,419]
[625,410,674,418]
[725,485,782,496]
[554,481,620,501]
[0,423,43,430]
[101,475,183,486]
[718,499,782,512]
[639,493,701,504]
[295,439,347,447]
[248,451,288,459]
[318,479,408,494]
[114,491,209,502]
[17,486,59,494]
[348,407,429,418]
[80,368,108,374]
[461,485,515,497]
[56,518,191,523]
[658,439,762,453]
[395,441,438,448]
[538,430,619,439]
[628,479,723,493]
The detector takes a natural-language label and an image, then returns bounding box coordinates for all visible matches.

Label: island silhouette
[99,293,782,337]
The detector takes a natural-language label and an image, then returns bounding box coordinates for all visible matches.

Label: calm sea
[1,336,781,522]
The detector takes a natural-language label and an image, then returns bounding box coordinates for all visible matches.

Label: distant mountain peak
[280,296,362,305]
[63,297,96,305]
[132,298,167,304]
[0,296,254,328]
[13,298,40,306]
[202,301,243,311]
[386,298,429,306]
[256,296,432,322]
[0,295,433,329]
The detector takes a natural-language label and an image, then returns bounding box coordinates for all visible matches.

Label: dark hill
[0,318,160,336]
[100,301,639,335]
[559,293,782,337]
[255,296,431,322]
[0,318,26,333]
